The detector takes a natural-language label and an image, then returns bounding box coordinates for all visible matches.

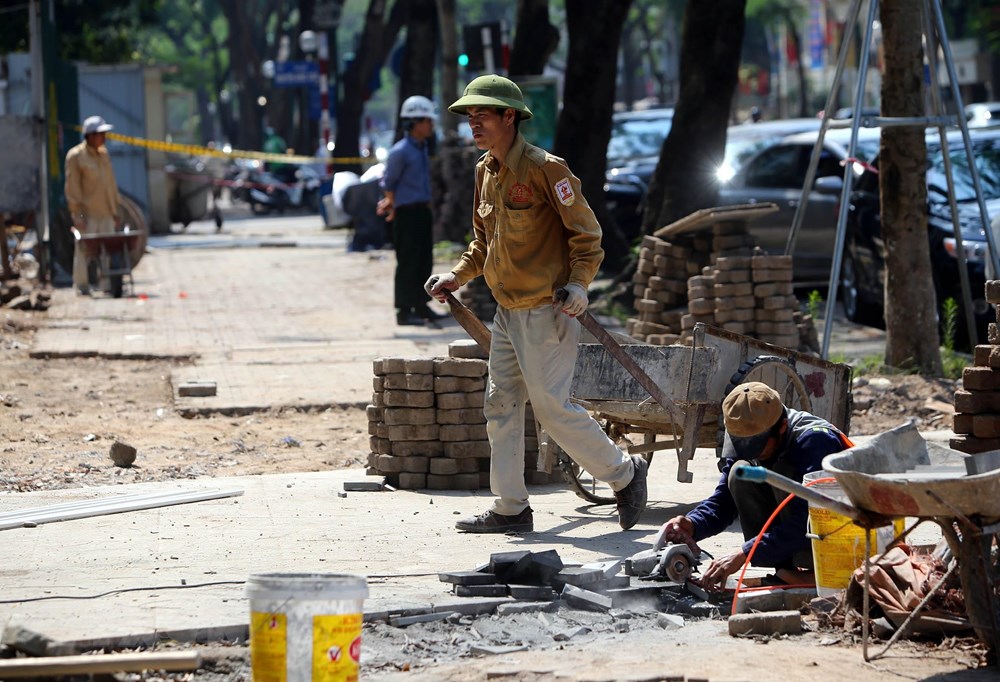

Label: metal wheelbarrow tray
[822,420,1000,523]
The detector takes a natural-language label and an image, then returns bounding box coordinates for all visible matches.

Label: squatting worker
[65,115,121,295]
[378,95,444,326]
[425,75,648,534]
[657,382,853,591]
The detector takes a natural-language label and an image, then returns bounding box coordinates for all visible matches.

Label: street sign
[314,0,344,29]
[273,60,319,87]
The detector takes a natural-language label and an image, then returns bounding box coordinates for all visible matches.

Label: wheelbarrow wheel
[717,356,812,465]
[559,422,654,506]
[110,274,124,298]
[725,355,812,413]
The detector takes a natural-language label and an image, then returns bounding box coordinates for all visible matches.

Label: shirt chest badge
[554,178,575,206]
[508,182,533,204]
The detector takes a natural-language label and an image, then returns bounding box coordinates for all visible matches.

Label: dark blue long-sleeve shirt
[380,135,431,206]
[685,409,849,567]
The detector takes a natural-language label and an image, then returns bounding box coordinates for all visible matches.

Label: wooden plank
[653,203,778,239]
[0,651,201,678]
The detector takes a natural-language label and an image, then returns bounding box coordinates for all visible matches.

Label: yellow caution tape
[72,124,375,165]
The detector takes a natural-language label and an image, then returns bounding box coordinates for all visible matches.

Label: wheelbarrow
[735,420,1000,659]
[71,225,145,298]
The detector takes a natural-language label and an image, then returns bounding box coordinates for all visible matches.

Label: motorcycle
[247,165,322,215]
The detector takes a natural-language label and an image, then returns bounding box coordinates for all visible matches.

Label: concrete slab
[0,452,747,648]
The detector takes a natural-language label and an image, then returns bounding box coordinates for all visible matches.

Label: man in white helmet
[425,75,648,534]
[378,95,443,325]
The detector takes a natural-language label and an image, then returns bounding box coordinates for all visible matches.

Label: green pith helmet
[448,75,533,119]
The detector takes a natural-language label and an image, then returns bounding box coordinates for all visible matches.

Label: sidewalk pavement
[3,214,909,648]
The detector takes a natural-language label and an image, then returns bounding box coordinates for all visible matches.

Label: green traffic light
[458,54,469,67]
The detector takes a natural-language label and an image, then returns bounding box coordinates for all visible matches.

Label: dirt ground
[1,306,990,680]
[0,308,959,495]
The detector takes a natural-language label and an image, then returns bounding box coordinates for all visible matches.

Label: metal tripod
[782,0,999,358]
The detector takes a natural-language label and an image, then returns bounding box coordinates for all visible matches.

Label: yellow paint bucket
[803,472,904,597]
[246,573,368,682]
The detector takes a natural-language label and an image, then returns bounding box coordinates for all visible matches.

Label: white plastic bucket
[803,471,904,597]
[246,573,368,682]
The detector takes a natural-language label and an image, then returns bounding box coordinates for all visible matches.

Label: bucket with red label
[247,573,368,682]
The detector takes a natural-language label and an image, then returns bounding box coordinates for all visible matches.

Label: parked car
[606,108,674,169]
[841,128,1000,345]
[966,102,1000,129]
[714,127,882,286]
[604,117,823,242]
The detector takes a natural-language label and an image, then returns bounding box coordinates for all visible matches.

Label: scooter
[247,166,322,215]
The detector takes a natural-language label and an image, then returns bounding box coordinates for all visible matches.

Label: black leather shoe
[396,312,425,326]
[614,455,648,530]
[455,507,533,533]
[414,304,446,320]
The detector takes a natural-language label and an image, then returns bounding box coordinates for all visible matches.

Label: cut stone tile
[389,611,455,627]
[560,584,612,612]
[496,601,559,616]
[489,550,532,584]
[438,571,498,586]
[507,584,557,601]
[177,381,217,397]
[455,584,509,598]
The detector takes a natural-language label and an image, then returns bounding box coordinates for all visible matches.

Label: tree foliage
[0,0,161,63]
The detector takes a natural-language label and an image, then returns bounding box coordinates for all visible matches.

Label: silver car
[716,127,882,287]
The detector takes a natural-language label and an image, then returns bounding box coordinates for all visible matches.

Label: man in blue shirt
[658,382,851,591]
[378,95,443,326]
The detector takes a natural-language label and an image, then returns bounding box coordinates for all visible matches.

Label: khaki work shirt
[64,140,120,223]
[451,134,604,310]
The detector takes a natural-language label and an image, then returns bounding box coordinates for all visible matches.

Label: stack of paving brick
[752,253,799,349]
[951,281,1000,454]
[367,354,489,490]
[367,340,561,490]
[627,234,708,343]
[680,271,717,338]
[707,256,755,337]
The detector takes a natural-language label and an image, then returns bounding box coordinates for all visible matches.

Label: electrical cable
[0,572,442,604]
[0,580,245,604]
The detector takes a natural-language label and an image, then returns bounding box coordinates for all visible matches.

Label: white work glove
[556,283,588,317]
[425,272,458,303]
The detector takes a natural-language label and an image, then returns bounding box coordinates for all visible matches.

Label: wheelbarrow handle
[733,463,878,526]
[554,288,686,424]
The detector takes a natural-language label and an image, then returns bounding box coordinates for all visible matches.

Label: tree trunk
[554,0,633,273]
[437,0,459,135]
[880,0,942,374]
[620,16,640,109]
[784,15,808,117]
[642,0,746,233]
[397,0,438,141]
[335,0,406,173]
[508,0,559,77]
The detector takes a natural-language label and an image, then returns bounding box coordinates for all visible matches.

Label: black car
[841,128,1000,345]
[604,117,825,244]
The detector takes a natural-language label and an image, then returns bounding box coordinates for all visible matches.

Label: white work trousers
[485,304,634,516]
[72,216,116,289]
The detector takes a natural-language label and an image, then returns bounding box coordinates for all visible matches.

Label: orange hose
[730,476,836,615]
